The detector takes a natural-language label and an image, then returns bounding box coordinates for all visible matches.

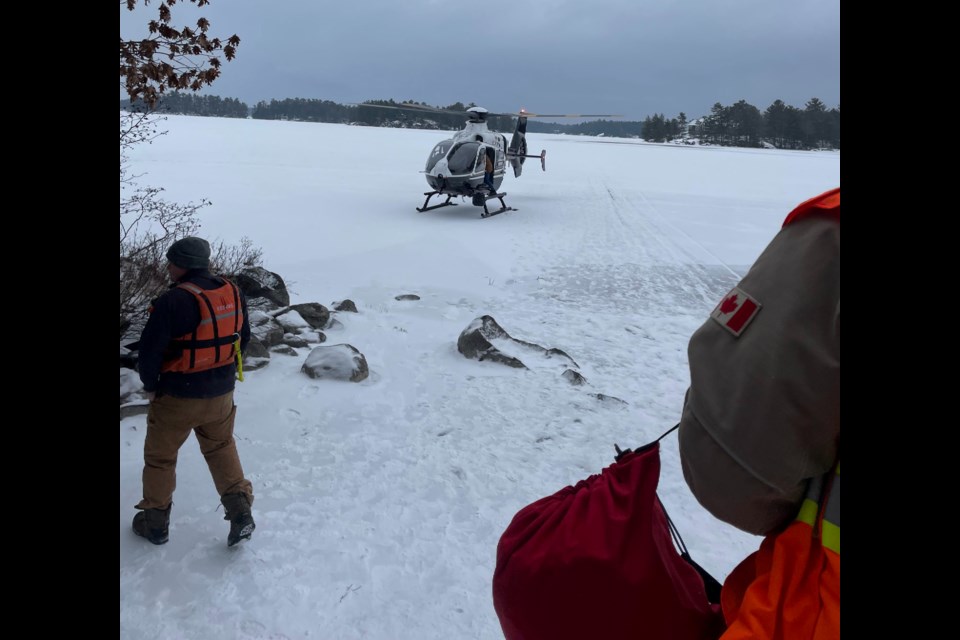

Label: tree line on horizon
[120,94,839,150]
[640,98,839,149]
[121,92,249,118]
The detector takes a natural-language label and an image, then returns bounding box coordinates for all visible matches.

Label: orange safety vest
[719,188,840,640]
[160,279,243,374]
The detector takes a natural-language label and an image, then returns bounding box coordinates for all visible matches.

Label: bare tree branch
[120,0,240,110]
[120,2,258,338]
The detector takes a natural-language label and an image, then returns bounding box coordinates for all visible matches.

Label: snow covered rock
[301,344,369,382]
[457,315,579,371]
[234,266,290,310]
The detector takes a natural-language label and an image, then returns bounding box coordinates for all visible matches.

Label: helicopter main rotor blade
[512,112,623,118]
[485,109,622,119]
[346,103,622,119]
[345,103,424,111]
[349,103,521,119]
[347,102,481,116]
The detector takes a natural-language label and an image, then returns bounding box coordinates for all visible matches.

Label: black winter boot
[221,493,255,547]
[132,505,171,545]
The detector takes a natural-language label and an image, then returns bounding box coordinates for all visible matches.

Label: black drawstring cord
[614,422,680,462]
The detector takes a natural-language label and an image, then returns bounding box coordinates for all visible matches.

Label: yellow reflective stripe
[796,498,819,526]
[179,283,202,294]
[196,311,236,325]
[822,520,840,554]
[235,337,244,382]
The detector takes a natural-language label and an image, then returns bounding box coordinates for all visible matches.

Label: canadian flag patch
[710,287,761,337]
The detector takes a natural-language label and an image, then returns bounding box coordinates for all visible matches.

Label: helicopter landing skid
[416,191,458,212]
[478,192,515,219]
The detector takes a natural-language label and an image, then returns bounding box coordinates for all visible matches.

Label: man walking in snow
[133,236,256,547]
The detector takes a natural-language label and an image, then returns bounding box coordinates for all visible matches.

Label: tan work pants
[136,392,254,510]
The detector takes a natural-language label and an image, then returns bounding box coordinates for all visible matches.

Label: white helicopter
[358,103,620,217]
[419,106,543,217]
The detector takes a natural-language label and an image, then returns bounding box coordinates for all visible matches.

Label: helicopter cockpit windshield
[425,140,454,172]
[446,141,482,175]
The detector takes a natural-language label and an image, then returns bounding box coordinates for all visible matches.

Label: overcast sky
[120,0,840,121]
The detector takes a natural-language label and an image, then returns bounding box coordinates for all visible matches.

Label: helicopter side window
[447,142,480,175]
[475,147,490,173]
[425,141,453,172]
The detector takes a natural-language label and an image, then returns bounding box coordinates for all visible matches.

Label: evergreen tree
[703,103,729,145]
[826,104,840,149]
[728,99,763,147]
[802,97,829,148]
[763,100,790,148]
[642,114,670,142]
[677,112,688,139]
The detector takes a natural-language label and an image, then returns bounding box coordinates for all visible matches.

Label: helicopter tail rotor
[507,115,529,178]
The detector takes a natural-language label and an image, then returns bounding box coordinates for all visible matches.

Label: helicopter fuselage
[424,120,509,197]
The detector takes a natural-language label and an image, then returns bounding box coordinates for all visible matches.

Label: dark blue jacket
[138,270,251,398]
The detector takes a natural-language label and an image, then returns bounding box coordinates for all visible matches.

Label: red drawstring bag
[492,438,724,640]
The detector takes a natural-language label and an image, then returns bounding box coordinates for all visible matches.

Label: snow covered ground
[119,114,839,639]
